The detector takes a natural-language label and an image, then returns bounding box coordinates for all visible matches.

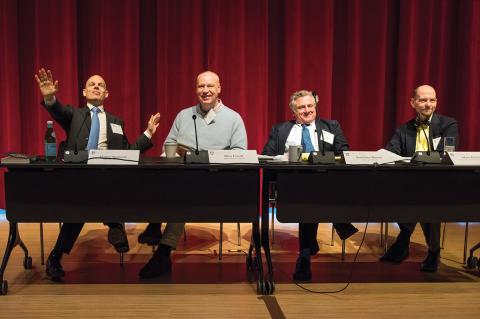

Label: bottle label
[45,143,57,158]
[51,132,56,138]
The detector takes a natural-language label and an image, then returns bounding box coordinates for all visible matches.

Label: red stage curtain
[1,0,479,208]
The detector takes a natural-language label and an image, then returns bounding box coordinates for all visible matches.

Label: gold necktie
[415,124,430,151]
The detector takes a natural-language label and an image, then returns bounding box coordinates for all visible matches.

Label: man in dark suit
[380,84,458,272]
[35,68,161,280]
[262,90,358,281]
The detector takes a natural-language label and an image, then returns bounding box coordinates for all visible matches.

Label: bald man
[138,71,247,279]
[380,85,458,272]
[35,68,160,280]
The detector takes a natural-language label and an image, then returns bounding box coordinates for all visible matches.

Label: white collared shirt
[285,122,319,153]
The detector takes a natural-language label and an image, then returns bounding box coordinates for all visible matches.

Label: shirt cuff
[144,130,152,139]
[44,96,56,106]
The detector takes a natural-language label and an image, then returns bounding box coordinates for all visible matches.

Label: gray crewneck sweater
[164,104,248,150]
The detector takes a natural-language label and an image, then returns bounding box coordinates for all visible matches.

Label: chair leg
[463,222,469,264]
[384,223,389,251]
[219,223,223,260]
[237,223,241,246]
[341,240,346,261]
[271,204,275,244]
[330,224,335,246]
[119,252,124,266]
[40,223,45,265]
[441,222,447,249]
[380,222,384,248]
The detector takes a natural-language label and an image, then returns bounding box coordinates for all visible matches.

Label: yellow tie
[415,124,430,151]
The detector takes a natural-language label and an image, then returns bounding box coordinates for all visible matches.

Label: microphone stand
[185,113,209,163]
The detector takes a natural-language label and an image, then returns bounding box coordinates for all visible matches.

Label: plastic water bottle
[44,120,57,162]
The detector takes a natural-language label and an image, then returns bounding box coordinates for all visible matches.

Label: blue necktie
[301,124,315,153]
[86,107,100,150]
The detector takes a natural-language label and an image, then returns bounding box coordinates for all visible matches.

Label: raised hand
[34,68,58,101]
[146,113,161,136]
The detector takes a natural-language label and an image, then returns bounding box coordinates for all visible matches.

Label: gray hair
[289,90,317,112]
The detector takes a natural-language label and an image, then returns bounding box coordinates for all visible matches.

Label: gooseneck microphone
[315,129,326,156]
[414,114,432,155]
[75,110,89,154]
[411,113,441,164]
[184,111,209,163]
[64,109,90,163]
[192,114,200,155]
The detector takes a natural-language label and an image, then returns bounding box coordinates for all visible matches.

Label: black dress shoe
[421,250,440,272]
[334,223,359,240]
[380,241,409,264]
[46,253,65,280]
[138,223,162,245]
[292,256,312,281]
[108,225,130,253]
[139,253,172,279]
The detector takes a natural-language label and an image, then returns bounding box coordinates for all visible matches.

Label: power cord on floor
[293,220,370,294]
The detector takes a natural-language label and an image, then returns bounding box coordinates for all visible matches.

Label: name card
[445,152,480,166]
[208,150,259,164]
[87,149,139,165]
[342,149,404,165]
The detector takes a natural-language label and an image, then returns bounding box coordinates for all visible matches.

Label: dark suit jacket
[42,100,153,152]
[386,113,458,157]
[262,119,349,156]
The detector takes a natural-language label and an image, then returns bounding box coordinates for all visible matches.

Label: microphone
[411,113,441,164]
[315,129,326,156]
[192,114,200,155]
[64,109,89,163]
[185,112,209,163]
[309,127,335,164]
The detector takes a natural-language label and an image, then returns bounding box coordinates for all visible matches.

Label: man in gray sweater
[138,71,247,278]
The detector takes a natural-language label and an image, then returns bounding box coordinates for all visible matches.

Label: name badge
[319,130,334,145]
[110,123,123,135]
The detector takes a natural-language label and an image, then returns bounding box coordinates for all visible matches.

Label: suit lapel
[405,121,417,156]
[105,112,114,143]
[78,107,92,150]
[278,121,295,154]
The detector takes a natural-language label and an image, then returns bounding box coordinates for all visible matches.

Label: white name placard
[445,152,480,166]
[343,149,405,165]
[208,150,259,164]
[87,149,140,165]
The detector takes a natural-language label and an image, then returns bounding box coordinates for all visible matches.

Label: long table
[0,158,271,295]
[3,160,480,295]
[258,163,480,285]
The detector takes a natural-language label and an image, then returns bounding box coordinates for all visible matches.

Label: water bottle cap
[47,121,53,125]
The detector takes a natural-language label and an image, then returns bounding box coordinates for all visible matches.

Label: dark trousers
[53,222,122,254]
[397,222,441,252]
[299,222,352,256]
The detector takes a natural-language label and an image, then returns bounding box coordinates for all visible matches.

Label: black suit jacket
[42,100,153,152]
[262,119,349,156]
[386,113,458,157]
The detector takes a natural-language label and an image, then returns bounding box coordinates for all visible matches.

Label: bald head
[83,74,109,106]
[411,84,437,120]
[412,85,436,99]
[196,71,221,111]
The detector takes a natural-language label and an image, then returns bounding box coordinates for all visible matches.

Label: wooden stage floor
[0,219,479,318]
